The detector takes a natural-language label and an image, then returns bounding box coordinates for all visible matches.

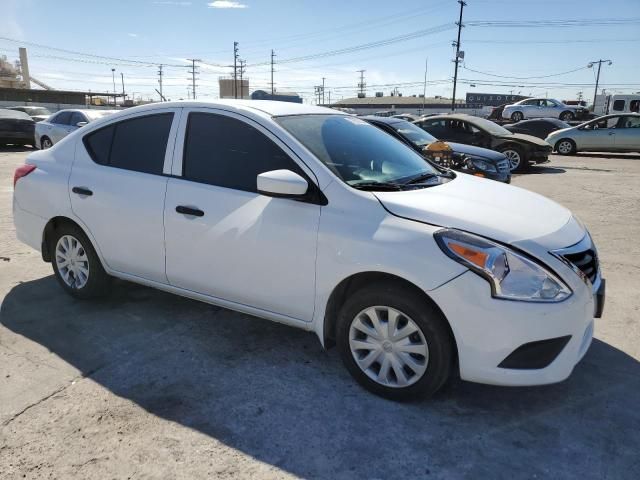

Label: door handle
[176,205,204,217]
[72,186,93,196]
[608,132,615,135]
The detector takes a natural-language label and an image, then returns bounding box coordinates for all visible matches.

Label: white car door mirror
[76,121,88,127]
[257,169,308,198]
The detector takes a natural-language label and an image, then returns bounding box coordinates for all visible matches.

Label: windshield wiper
[349,181,405,191]
[402,171,453,185]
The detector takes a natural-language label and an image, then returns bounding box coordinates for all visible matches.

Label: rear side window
[83,113,173,175]
[182,112,302,192]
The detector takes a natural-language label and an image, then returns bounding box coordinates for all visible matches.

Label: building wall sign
[465,93,529,106]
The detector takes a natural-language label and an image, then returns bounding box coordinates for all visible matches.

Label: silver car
[35,109,117,149]
[546,113,640,155]
[502,98,587,122]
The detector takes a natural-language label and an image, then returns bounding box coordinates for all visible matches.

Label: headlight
[434,229,572,302]
[468,157,497,173]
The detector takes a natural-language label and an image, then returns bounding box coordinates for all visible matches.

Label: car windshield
[84,110,117,121]
[391,120,437,147]
[276,114,440,187]
[464,117,512,136]
[30,107,51,116]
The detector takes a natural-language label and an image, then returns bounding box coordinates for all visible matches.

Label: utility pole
[588,59,612,113]
[422,57,428,113]
[188,59,200,99]
[233,42,239,99]
[328,90,331,105]
[157,65,164,102]
[270,49,276,95]
[451,0,466,111]
[357,70,366,97]
[111,68,116,106]
[322,77,326,105]
[239,59,246,98]
[120,72,125,103]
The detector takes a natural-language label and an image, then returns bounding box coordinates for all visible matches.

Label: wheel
[41,136,53,149]
[510,111,524,122]
[555,138,576,155]
[336,282,453,400]
[499,145,526,172]
[559,111,574,122]
[50,223,111,299]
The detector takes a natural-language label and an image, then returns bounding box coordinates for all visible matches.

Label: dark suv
[362,116,511,183]
[414,114,552,172]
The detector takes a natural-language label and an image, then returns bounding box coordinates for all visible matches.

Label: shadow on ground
[574,152,640,161]
[2,276,640,478]
[0,145,36,153]
[524,165,566,175]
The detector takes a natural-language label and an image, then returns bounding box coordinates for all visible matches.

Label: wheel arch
[41,216,98,263]
[322,271,459,366]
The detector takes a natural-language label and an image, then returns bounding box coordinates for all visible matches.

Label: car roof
[359,115,405,125]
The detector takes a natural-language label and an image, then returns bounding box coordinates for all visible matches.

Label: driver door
[580,116,618,150]
[164,109,321,322]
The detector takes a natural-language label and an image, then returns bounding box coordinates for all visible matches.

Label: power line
[466,18,640,27]
[462,64,590,79]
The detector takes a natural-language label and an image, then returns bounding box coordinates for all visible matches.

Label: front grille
[496,158,510,173]
[562,248,598,284]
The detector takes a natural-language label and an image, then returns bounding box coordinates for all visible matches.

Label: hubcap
[349,306,429,388]
[55,235,89,289]
[42,139,52,149]
[558,141,572,154]
[503,150,521,170]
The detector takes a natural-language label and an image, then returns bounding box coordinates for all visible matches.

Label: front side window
[52,111,71,125]
[276,114,439,186]
[70,112,87,126]
[183,112,303,192]
[83,113,173,174]
[612,100,625,111]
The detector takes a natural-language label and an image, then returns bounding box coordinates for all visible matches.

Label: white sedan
[546,113,640,154]
[502,98,588,122]
[13,100,604,399]
[35,109,117,149]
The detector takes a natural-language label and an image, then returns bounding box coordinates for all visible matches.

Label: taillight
[13,164,36,187]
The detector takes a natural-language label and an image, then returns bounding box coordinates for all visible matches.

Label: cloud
[127,33,139,37]
[207,1,248,9]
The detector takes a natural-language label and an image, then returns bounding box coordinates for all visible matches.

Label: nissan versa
[12,101,605,399]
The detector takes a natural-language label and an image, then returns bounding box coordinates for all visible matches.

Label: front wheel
[336,283,453,400]
[555,138,576,155]
[50,223,111,299]
[499,146,526,172]
[559,111,574,122]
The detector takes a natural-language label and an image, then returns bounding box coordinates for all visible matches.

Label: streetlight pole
[111,68,116,106]
[120,73,125,103]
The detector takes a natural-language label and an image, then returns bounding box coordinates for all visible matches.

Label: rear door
[69,108,181,282]
[579,116,618,150]
[163,108,321,321]
[614,116,640,151]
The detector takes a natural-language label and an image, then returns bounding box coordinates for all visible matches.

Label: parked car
[546,113,640,155]
[391,113,419,122]
[362,116,511,182]
[502,98,589,122]
[0,109,35,147]
[487,103,508,121]
[13,100,604,400]
[415,114,552,172]
[504,118,571,139]
[8,105,52,123]
[35,109,118,149]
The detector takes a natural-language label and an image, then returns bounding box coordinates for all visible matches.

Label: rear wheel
[559,111,574,122]
[511,111,524,122]
[50,223,111,299]
[555,138,576,155]
[336,282,453,400]
[41,136,53,149]
[499,145,526,172]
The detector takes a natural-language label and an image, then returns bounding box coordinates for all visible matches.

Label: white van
[608,95,640,114]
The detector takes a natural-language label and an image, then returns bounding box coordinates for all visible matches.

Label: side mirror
[257,169,308,198]
[76,121,88,127]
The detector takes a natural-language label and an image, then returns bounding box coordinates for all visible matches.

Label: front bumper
[429,267,601,387]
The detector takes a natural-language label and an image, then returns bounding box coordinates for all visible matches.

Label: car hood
[374,173,572,244]
[546,127,575,139]
[499,132,551,147]
[446,142,506,161]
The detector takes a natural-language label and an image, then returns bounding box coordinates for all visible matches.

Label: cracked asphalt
[1,147,639,479]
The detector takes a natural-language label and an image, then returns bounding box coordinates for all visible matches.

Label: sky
[1,0,639,104]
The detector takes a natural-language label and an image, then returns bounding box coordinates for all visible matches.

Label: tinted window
[70,112,87,125]
[52,111,71,125]
[620,116,640,128]
[183,113,302,192]
[83,113,173,174]
[630,100,639,113]
[612,100,625,111]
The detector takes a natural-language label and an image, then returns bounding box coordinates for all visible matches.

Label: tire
[41,136,53,149]
[511,111,524,122]
[336,282,453,400]
[50,223,111,299]
[499,145,526,172]
[559,111,574,122]
[555,138,576,155]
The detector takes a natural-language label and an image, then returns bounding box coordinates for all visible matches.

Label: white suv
[12,100,605,399]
